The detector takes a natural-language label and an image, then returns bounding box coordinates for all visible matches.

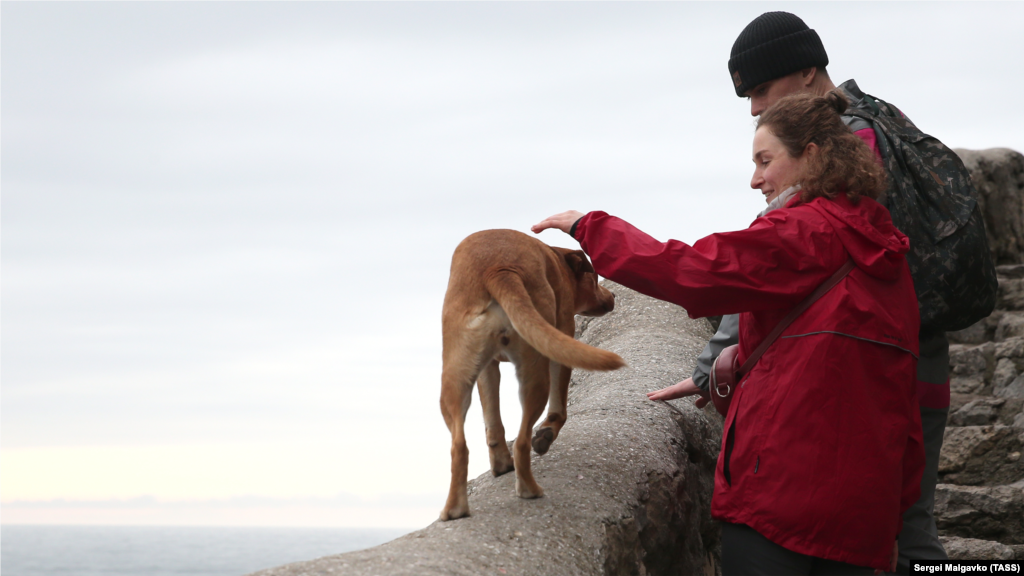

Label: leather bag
[701,259,856,416]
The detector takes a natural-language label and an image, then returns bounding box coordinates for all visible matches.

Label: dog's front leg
[478,359,514,477]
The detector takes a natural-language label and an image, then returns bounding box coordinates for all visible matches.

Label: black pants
[722,523,876,576]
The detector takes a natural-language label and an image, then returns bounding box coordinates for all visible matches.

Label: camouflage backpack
[840,85,997,334]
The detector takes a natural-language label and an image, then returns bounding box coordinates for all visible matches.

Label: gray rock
[956,148,1024,266]
[991,352,1024,399]
[999,265,1024,280]
[934,484,1024,544]
[996,312,1024,341]
[996,374,1024,400]
[993,358,1020,390]
[948,319,994,345]
[950,310,1006,346]
[949,344,993,394]
[939,426,1024,486]
[995,337,1024,362]
[951,376,987,395]
[949,395,1024,427]
[950,399,1002,427]
[939,536,1016,561]
[247,282,723,576]
[999,279,1024,312]
[950,344,992,380]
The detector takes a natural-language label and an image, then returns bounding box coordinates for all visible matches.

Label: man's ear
[564,250,595,275]
[800,67,816,87]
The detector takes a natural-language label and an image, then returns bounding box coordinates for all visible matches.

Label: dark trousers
[722,523,876,576]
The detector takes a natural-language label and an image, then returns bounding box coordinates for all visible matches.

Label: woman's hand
[647,377,709,408]
[531,210,585,235]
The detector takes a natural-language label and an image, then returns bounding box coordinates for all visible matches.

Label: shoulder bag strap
[738,258,857,377]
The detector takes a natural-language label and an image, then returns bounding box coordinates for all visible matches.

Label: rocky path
[938,264,1024,560]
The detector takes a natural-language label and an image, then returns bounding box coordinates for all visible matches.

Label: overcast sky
[4,1,1023,528]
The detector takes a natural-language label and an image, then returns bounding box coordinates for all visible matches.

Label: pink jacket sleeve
[574,210,845,318]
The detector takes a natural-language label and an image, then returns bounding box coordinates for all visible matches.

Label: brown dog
[439,229,625,521]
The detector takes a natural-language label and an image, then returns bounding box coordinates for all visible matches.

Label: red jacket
[574,194,925,570]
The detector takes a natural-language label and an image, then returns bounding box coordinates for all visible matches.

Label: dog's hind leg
[512,348,550,499]
[478,359,514,477]
[439,355,479,521]
[532,362,572,455]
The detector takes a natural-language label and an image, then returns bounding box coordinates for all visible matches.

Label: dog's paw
[488,442,515,476]
[490,458,514,477]
[439,504,470,521]
[531,427,555,455]
[515,479,545,499]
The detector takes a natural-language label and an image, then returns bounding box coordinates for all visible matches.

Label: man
[654,11,959,574]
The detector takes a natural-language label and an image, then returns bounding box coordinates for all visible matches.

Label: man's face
[745,69,813,117]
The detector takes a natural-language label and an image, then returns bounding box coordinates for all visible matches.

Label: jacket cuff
[692,366,711,391]
[569,217,583,239]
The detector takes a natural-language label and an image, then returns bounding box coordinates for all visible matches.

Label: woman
[533,92,925,575]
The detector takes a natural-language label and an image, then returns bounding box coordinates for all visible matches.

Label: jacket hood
[797,193,910,280]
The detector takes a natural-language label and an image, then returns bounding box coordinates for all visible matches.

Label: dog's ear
[564,250,595,276]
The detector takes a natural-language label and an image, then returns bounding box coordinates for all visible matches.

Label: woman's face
[751,126,807,204]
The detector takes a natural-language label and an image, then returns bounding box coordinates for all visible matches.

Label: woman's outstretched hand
[647,377,709,408]
[531,210,585,235]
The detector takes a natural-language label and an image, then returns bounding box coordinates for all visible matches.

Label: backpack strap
[862,93,881,116]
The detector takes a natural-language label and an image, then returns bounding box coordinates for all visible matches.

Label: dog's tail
[484,271,625,371]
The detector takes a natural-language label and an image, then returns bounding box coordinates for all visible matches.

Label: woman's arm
[556,210,844,318]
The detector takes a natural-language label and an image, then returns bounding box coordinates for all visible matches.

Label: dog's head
[557,248,616,317]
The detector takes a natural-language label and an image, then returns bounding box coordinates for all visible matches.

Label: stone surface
[939,426,1024,486]
[998,265,1024,280]
[993,358,1019,389]
[949,343,994,395]
[940,150,1024,554]
[956,148,1024,266]
[948,319,994,345]
[951,376,986,395]
[992,338,1024,397]
[995,337,1024,362]
[996,312,1024,341]
[996,375,1024,400]
[940,536,1016,561]
[948,395,1024,427]
[950,344,992,379]
[998,279,1024,312]
[950,399,1003,427]
[248,282,723,576]
[934,484,1024,544]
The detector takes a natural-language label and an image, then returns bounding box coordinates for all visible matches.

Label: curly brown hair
[757,91,887,204]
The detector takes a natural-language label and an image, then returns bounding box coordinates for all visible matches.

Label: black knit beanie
[728,12,829,97]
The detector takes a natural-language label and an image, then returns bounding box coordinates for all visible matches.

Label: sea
[0,525,413,576]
